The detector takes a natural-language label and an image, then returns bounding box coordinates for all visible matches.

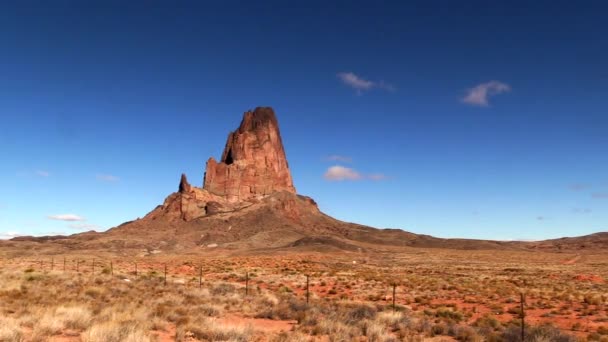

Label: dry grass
[0,249,605,341]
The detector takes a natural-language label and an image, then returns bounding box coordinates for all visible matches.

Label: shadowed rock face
[203,107,296,202]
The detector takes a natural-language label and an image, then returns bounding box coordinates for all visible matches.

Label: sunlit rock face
[144,107,298,222]
[203,107,295,202]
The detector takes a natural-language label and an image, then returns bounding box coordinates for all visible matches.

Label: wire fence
[1,256,603,339]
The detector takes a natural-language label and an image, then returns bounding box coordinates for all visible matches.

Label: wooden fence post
[199,266,203,289]
[306,275,310,304]
[520,292,525,341]
[63,257,66,272]
[245,272,249,296]
[164,264,167,286]
[393,283,397,312]
[51,257,54,271]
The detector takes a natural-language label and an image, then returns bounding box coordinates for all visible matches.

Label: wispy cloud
[47,214,86,222]
[368,173,388,181]
[36,170,50,177]
[0,231,21,240]
[591,192,608,199]
[536,216,546,221]
[462,80,511,106]
[325,155,353,163]
[569,183,590,191]
[68,223,101,231]
[572,207,592,214]
[17,170,51,178]
[96,174,120,182]
[324,166,362,181]
[337,72,395,94]
[323,166,387,182]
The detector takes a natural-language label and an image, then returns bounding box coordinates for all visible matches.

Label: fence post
[520,292,525,341]
[110,261,113,276]
[199,266,202,289]
[92,260,95,274]
[51,257,54,271]
[245,272,249,296]
[76,260,79,272]
[164,264,167,286]
[306,275,310,304]
[63,257,66,272]
[135,263,138,278]
[393,283,397,312]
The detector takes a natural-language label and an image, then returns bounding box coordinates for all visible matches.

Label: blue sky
[1,1,607,240]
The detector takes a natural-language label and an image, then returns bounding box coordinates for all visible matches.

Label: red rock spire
[203,107,296,202]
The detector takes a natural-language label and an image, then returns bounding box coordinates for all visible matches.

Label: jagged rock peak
[178,173,191,193]
[237,107,280,134]
[203,107,296,202]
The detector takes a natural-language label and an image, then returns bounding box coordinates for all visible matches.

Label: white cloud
[325,155,353,163]
[69,223,101,231]
[47,214,86,221]
[337,72,395,94]
[96,174,120,182]
[36,170,50,177]
[324,166,362,181]
[324,166,387,181]
[462,80,511,106]
[0,231,21,240]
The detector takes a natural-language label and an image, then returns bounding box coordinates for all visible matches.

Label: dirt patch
[214,314,296,333]
[573,274,604,283]
[561,255,581,265]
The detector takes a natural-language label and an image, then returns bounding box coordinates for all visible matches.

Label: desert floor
[0,248,607,341]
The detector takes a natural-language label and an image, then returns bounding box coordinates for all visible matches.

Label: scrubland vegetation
[0,249,606,341]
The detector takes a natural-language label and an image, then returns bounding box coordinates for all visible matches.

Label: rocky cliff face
[203,107,295,202]
[143,107,305,222]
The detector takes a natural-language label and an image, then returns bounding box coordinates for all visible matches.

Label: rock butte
[144,107,300,221]
[204,106,295,201]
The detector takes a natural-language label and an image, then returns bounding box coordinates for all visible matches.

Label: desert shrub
[455,325,482,341]
[376,311,410,330]
[192,304,221,317]
[431,322,447,336]
[0,317,23,342]
[501,323,576,342]
[180,319,252,342]
[211,282,236,295]
[56,305,93,329]
[270,331,309,342]
[338,302,377,324]
[311,319,357,340]
[362,320,390,342]
[255,297,307,320]
[82,321,152,342]
[436,307,464,322]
